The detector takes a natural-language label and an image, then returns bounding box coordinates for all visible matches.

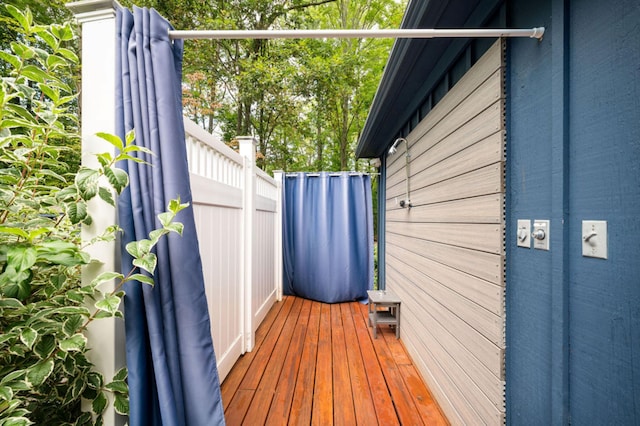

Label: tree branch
[285,0,337,13]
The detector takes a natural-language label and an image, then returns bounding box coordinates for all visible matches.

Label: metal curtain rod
[285,172,380,177]
[168,27,545,40]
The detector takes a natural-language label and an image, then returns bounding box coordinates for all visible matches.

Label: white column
[238,136,256,352]
[273,171,284,301]
[67,2,124,425]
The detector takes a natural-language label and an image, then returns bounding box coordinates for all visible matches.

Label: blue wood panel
[567,0,640,423]
[505,0,555,423]
[507,0,640,423]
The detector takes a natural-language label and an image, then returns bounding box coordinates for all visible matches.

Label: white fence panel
[192,203,242,383]
[252,168,279,331]
[185,118,281,382]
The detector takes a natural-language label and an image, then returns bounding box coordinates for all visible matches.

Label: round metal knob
[531,229,546,240]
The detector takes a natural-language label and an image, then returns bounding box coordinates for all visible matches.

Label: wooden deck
[221,295,448,425]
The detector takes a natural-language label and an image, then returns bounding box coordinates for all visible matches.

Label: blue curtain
[282,172,374,303]
[115,7,225,426]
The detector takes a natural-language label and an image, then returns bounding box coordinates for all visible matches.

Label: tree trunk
[340,95,349,170]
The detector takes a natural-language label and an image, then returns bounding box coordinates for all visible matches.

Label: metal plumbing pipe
[388,138,411,209]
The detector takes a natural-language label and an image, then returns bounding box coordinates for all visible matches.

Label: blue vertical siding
[507,0,640,423]
[506,0,555,423]
[567,0,640,422]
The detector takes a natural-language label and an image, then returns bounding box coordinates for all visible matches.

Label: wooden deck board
[288,300,321,425]
[400,364,449,426]
[221,296,284,411]
[222,296,448,425]
[340,303,378,425]
[312,303,333,425]
[350,301,399,425]
[331,304,356,424]
[265,299,312,425]
[244,298,304,424]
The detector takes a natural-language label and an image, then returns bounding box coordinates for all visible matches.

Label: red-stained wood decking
[221,295,448,425]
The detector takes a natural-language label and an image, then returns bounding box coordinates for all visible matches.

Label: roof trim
[356,0,503,158]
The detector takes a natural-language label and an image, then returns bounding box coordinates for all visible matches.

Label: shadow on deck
[221,295,448,425]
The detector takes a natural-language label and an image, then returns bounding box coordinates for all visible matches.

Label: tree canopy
[120,0,406,173]
[4,0,406,173]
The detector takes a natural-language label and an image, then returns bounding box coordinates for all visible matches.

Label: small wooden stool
[367,289,401,339]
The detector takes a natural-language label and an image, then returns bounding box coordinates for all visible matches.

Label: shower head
[388,138,406,155]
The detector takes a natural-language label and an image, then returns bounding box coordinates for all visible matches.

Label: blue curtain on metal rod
[282,172,374,303]
[115,7,225,425]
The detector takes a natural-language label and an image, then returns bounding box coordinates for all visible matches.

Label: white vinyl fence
[72,6,281,423]
[184,118,282,382]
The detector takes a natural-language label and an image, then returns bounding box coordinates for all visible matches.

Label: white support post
[238,136,257,352]
[66,2,124,425]
[273,171,284,301]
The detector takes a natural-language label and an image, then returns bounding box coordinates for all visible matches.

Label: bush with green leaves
[0,6,186,425]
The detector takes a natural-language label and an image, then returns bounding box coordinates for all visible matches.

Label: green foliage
[0,6,188,424]
[0,1,80,178]
[124,0,406,173]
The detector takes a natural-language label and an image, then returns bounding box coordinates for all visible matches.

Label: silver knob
[531,229,546,240]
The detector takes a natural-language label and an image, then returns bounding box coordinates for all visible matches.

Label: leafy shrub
[0,6,185,425]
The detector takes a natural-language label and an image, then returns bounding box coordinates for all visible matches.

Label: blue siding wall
[506,0,555,423]
[568,0,640,422]
[507,0,640,423]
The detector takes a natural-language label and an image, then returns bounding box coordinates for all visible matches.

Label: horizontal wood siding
[385,40,505,424]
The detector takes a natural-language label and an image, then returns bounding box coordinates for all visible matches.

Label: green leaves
[3,416,34,426]
[122,198,189,278]
[20,65,50,84]
[90,271,124,289]
[95,132,124,151]
[5,5,33,34]
[35,241,87,267]
[7,246,37,271]
[33,335,56,360]
[59,334,87,352]
[0,385,13,402]
[114,393,130,416]
[66,201,88,225]
[103,167,129,195]
[75,167,99,199]
[0,245,36,300]
[63,315,84,337]
[92,391,108,415]
[0,6,192,424]
[132,253,158,275]
[19,328,37,350]
[129,273,155,286]
[25,359,53,388]
[98,186,115,207]
[95,294,122,316]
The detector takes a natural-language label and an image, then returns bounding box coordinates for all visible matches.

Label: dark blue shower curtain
[115,7,225,425]
[282,172,374,303]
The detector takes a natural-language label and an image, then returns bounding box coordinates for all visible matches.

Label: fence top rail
[183,117,243,166]
[256,167,277,185]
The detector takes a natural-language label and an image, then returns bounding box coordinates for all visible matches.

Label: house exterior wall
[367,0,639,423]
[507,0,640,424]
[385,40,506,424]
